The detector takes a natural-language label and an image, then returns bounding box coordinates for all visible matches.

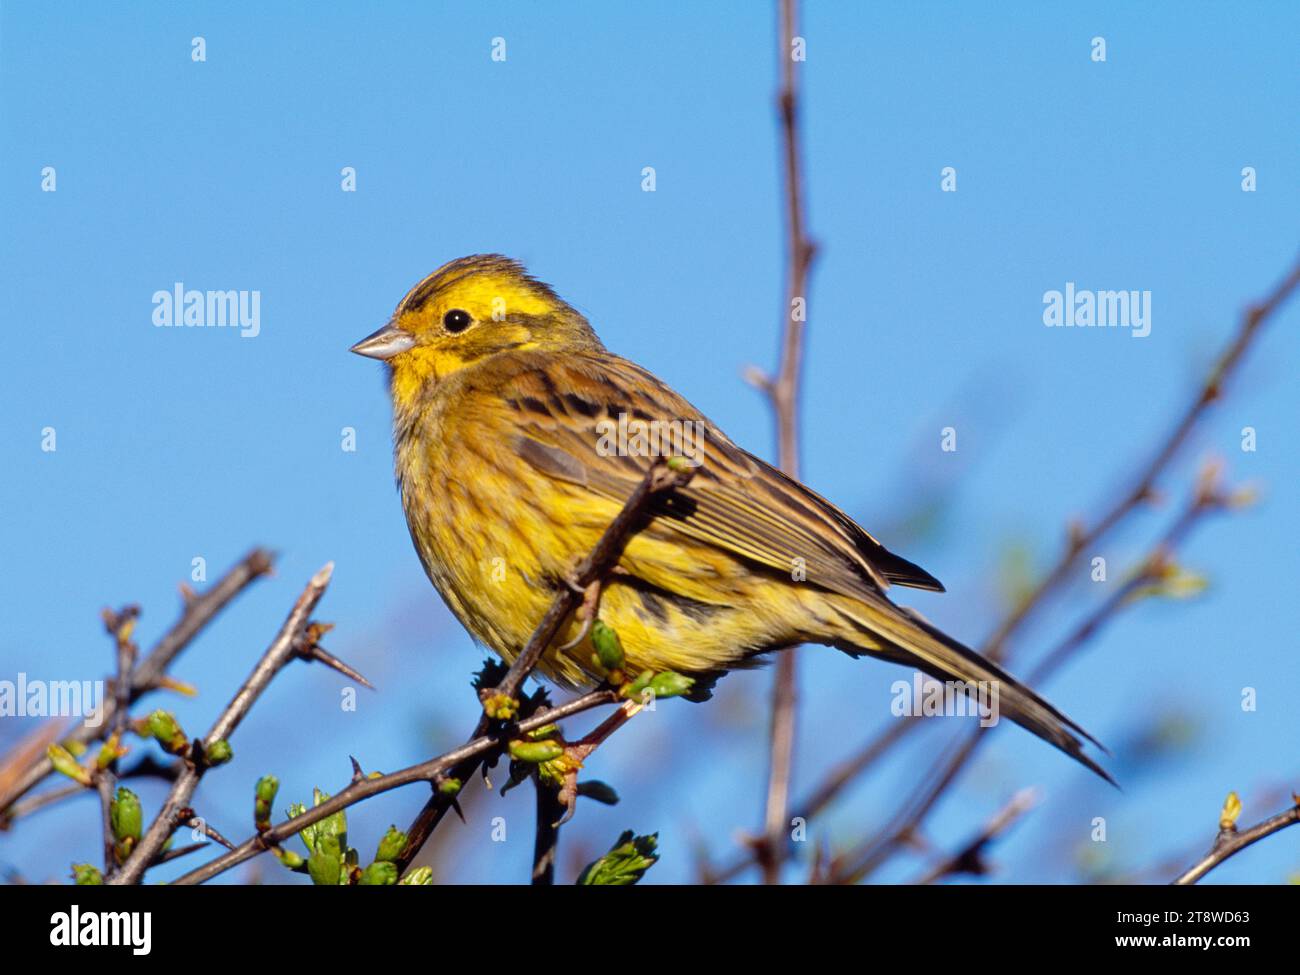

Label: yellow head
[350,254,603,409]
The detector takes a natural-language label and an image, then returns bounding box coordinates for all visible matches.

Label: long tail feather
[834,595,1115,785]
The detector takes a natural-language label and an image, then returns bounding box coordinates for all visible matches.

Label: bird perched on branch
[352,254,1111,781]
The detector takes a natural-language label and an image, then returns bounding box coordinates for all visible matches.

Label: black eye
[443,309,472,333]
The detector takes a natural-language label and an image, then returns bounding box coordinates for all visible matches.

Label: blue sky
[1,1,1297,884]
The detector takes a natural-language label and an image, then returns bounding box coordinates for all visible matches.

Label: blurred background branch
[749,0,818,887]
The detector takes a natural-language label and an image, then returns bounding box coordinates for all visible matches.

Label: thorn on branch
[294,621,374,689]
[182,814,236,851]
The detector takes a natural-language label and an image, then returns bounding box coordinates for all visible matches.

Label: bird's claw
[558,577,605,651]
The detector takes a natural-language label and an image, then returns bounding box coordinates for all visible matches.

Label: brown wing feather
[486,352,943,599]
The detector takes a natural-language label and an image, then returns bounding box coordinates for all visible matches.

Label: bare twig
[104,605,140,741]
[1097,781,1300,883]
[133,549,276,692]
[0,755,179,831]
[766,0,816,477]
[153,841,208,866]
[96,774,116,874]
[393,460,694,878]
[702,715,917,884]
[755,0,818,886]
[0,782,85,827]
[1173,797,1300,885]
[910,787,1041,885]
[109,562,335,885]
[0,548,275,816]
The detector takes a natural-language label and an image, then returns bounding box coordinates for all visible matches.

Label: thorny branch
[0,757,179,834]
[170,688,621,885]
[109,562,341,885]
[0,548,275,819]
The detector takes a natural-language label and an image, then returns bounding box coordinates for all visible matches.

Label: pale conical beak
[350,324,416,360]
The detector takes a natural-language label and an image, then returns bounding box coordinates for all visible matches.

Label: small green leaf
[305,831,346,886]
[311,788,347,853]
[358,861,399,885]
[110,787,142,843]
[591,620,626,672]
[290,801,317,854]
[145,709,188,753]
[203,739,233,765]
[576,831,659,886]
[307,847,342,886]
[254,775,279,829]
[508,739,565,763]
[72,863,103,885]
[375,826,408,863]
[47,743,92,786]
[95,734,127,771]
[623,670,655,700]
[648,671,695,700]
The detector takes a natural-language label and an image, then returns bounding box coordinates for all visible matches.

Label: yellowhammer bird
[352,254,1110,781]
